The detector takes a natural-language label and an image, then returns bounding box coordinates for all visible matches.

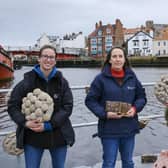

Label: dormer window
[98,30,102,36]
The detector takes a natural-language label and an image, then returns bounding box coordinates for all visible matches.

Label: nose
[116,56,120,61]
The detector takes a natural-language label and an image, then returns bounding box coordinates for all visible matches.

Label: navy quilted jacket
[85,65,147,138]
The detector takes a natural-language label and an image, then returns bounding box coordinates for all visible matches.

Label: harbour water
[0,66,168,167]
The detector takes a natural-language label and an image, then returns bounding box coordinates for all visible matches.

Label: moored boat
[0,45,14,81]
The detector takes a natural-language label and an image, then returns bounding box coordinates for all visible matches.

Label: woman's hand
[25,120,44,132]
[125,107,136,117]
[107,112,122,119]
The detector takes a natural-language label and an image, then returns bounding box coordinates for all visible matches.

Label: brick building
[88,19,124,57]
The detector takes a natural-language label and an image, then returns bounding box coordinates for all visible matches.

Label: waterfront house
[153,27,168,56]
[35,32,86,55]
[127,31,153,56]
[88,19,124,57]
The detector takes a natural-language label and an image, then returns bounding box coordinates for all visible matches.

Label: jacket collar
[33,64,57,81]
[102,64,135,80]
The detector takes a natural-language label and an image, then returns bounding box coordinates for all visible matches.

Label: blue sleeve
[44,122,53,131]
[133,78,147,112]
[85,76,106,119]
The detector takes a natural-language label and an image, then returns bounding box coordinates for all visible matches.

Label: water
[0,66,168,168]
[10,66,168,86]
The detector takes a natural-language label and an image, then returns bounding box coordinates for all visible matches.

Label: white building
[35,32,86,55]
[127,31,153,56]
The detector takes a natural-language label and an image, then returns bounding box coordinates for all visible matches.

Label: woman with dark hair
[85,47,146,168]
[8,45,75,168]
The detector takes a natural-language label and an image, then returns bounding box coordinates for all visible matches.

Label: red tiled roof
[154,27,168,40]
[123,28,141,35]
[88,24,114,38]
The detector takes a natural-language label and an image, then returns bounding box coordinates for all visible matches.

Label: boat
[0,45,14,81]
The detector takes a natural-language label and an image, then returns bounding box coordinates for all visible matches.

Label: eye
[111,55,117,58]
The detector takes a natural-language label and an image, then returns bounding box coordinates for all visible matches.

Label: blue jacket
[85,65,147,138]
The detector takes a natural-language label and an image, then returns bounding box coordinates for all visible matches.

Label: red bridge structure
[9,50,79,61]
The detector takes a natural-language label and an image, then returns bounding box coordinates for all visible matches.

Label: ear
[109,59,112,64]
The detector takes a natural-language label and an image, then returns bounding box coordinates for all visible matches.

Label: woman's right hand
[107,112,122,119]
[25,120,44,132]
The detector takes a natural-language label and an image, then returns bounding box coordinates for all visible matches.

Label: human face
[38,48,56,72]
[109,48,125,71]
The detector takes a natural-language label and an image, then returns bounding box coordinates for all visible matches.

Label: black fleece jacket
[8,70,75,149]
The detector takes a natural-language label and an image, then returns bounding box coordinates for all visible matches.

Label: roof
[127,31,153,42]
[88,24,114,38]
[124,28,141,35]
[154,27,168,40]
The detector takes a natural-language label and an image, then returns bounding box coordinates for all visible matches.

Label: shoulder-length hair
[102,46,131,70]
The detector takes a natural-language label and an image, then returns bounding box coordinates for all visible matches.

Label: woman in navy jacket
[85,47,146,168]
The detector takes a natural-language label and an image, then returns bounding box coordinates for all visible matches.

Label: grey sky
[0,0,167,46]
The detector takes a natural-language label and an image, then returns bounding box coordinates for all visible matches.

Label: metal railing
[0,82,156,93]
[0,82,165,136]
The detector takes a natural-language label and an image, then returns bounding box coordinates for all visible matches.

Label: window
[133,40,139,46]
[105,36,112,43]
[158,42,160,46]
[91,47,97,54]
[91,47,97,51]
[97,38,102,44]
[163,50,166,55]
[105,46,112,52]
[98,30,102,36]
[106,28,111,34]
[143,39,149,46]
[133,48,139,55]
[163,41,166,46]
[91,38,97,44]
[158,50,160,55]
[97,46,102,51]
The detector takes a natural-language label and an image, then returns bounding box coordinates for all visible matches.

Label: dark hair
[39,45,57,57]
[102,46,130,70]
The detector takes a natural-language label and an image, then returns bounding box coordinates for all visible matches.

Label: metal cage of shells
[154,75,168,105]
[3,132,24,155]
[21,88,54,122]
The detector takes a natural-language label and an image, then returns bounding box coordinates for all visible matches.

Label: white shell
[154,75,168,105]
[21,88,54,122]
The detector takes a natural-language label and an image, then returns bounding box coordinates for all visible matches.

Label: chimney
[95,22,98,29]
[99,20,102,27]
[115,19,121,26]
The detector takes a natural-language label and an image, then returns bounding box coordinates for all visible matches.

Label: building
[88,19,124,57]
[35,32,86,55]
[35,33,59,48]
[124,28,141,42]
[127,31,153,56]
[145,20,168,37]
[153,27,168,56]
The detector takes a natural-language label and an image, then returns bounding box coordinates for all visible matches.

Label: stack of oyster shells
[154,75,168,105]
[3,88,54,155]
[3,132,24,155]
[21,88,54,122]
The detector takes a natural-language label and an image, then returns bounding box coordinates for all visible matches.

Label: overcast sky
[0,0,168,46]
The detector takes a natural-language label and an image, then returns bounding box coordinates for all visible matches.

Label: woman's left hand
[125,107,136,117]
